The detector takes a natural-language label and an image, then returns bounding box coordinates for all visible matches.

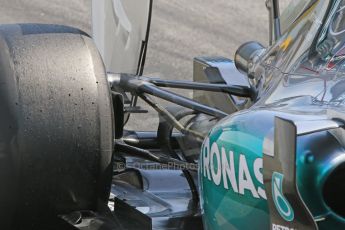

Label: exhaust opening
[323,163,345,218]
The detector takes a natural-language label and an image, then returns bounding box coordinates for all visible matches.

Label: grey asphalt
[0,0,287,130]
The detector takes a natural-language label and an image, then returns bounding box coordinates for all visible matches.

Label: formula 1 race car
[1,0,345,229]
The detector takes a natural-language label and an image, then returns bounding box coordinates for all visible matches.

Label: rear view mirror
[92,0,153,75]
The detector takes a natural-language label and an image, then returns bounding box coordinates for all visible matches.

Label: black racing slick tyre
[0,24,114,229]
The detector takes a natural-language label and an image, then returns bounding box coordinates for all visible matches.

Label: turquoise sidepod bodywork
[198,1,345,229]
[199,107,345,229]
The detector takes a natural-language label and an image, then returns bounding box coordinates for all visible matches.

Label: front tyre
[0,24,114,229]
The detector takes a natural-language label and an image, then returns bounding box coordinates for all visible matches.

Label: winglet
[263,117,342,230]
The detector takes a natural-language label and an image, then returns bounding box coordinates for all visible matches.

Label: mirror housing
[234,0,281,78]
[234,41,265,78]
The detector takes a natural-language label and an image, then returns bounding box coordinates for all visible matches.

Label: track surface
[0,0,288,130]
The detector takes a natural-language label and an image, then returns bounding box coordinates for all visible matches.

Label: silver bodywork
[92,0,151,75]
